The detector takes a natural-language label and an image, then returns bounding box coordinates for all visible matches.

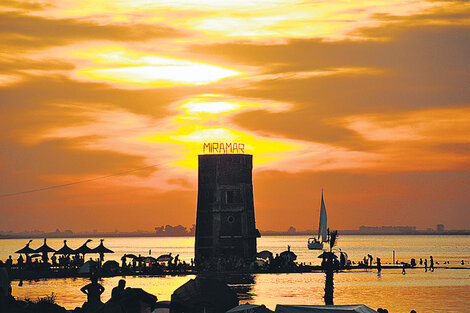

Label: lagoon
[3,235,470,312]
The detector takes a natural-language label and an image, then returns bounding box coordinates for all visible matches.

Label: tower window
[225,190,241,203]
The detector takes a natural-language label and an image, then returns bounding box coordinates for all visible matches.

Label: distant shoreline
[1,230,469,239]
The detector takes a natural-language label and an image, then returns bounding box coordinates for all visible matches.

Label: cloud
[341,107,470,144]
[0,57,74,73]
[2,0,470,231]
[0,138,151,178]
[0,0,51,11]
[0,75,195,123]
[0,12,187,51]
[186,19,470,153]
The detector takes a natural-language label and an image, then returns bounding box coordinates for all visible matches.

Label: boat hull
[307,238,323,250]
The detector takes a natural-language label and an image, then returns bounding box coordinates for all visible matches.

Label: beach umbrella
[143,256,158,263]
[123,254,139,259]
[280,250,297,262]
[156,253,173,262]
[78,260,97,274]
[34,238,56,253]
[54,240,76,255]
[92,239,114,262]
[256,250,273,260]
[34,238,56,262]
[317,252,338,260]
[254,259,266,267]
[92,239,114,254]
[102,260,120,274]
[75,239,94,255]
[15,240,35,254]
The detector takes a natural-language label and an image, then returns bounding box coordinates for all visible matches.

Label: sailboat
[307,190,328,250]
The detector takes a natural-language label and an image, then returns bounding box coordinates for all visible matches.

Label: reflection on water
[4,235,470,312]
[209,274,256,302]
[11,269,470,312]
[12,275,195,309]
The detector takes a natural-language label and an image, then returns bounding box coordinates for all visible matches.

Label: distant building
[195,154,260,265]
[436,224,445,232]
[154,225,191,236]
[358,225,416,234]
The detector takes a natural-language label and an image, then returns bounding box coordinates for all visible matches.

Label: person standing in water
[430,256,434,272]
[424,259,427,272]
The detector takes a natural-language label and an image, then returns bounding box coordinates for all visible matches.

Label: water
[2,235,470,312]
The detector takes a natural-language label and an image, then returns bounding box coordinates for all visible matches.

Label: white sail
[318,190,328,242]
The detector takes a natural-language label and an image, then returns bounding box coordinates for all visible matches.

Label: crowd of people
[3,248,468,281]
[7,253,89,271]
[3,251,198,280]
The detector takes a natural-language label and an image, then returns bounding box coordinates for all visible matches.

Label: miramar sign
[203,142,245,154]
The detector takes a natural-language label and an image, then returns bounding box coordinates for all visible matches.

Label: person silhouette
[80,276,104,310]
[0,261,11,312]
[111,279,126,300]
[424,259,427,272]
[5,257,12,270]
[430,256,434,272]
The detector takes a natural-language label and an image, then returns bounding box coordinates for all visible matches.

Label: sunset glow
[74,47,243,87]
[1,0,469,233]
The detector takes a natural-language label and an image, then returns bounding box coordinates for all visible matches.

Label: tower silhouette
[195,154,259,265]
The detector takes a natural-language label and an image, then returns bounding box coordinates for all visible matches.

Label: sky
[1,0,470,232]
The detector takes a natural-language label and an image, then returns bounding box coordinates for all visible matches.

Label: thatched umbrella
[280,250,297,263]
[54,240,76,256]
[156,253,173,263]
[318,230,339,305]
[15,240,35,255]
[75,239,94,256]
[256,250,273,260]
[92,239,114,262]
[34,238,56,263]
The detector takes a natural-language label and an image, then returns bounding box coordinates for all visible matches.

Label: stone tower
[195,154,259,265]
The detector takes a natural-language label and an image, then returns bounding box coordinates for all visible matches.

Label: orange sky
[1,0,470,232]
